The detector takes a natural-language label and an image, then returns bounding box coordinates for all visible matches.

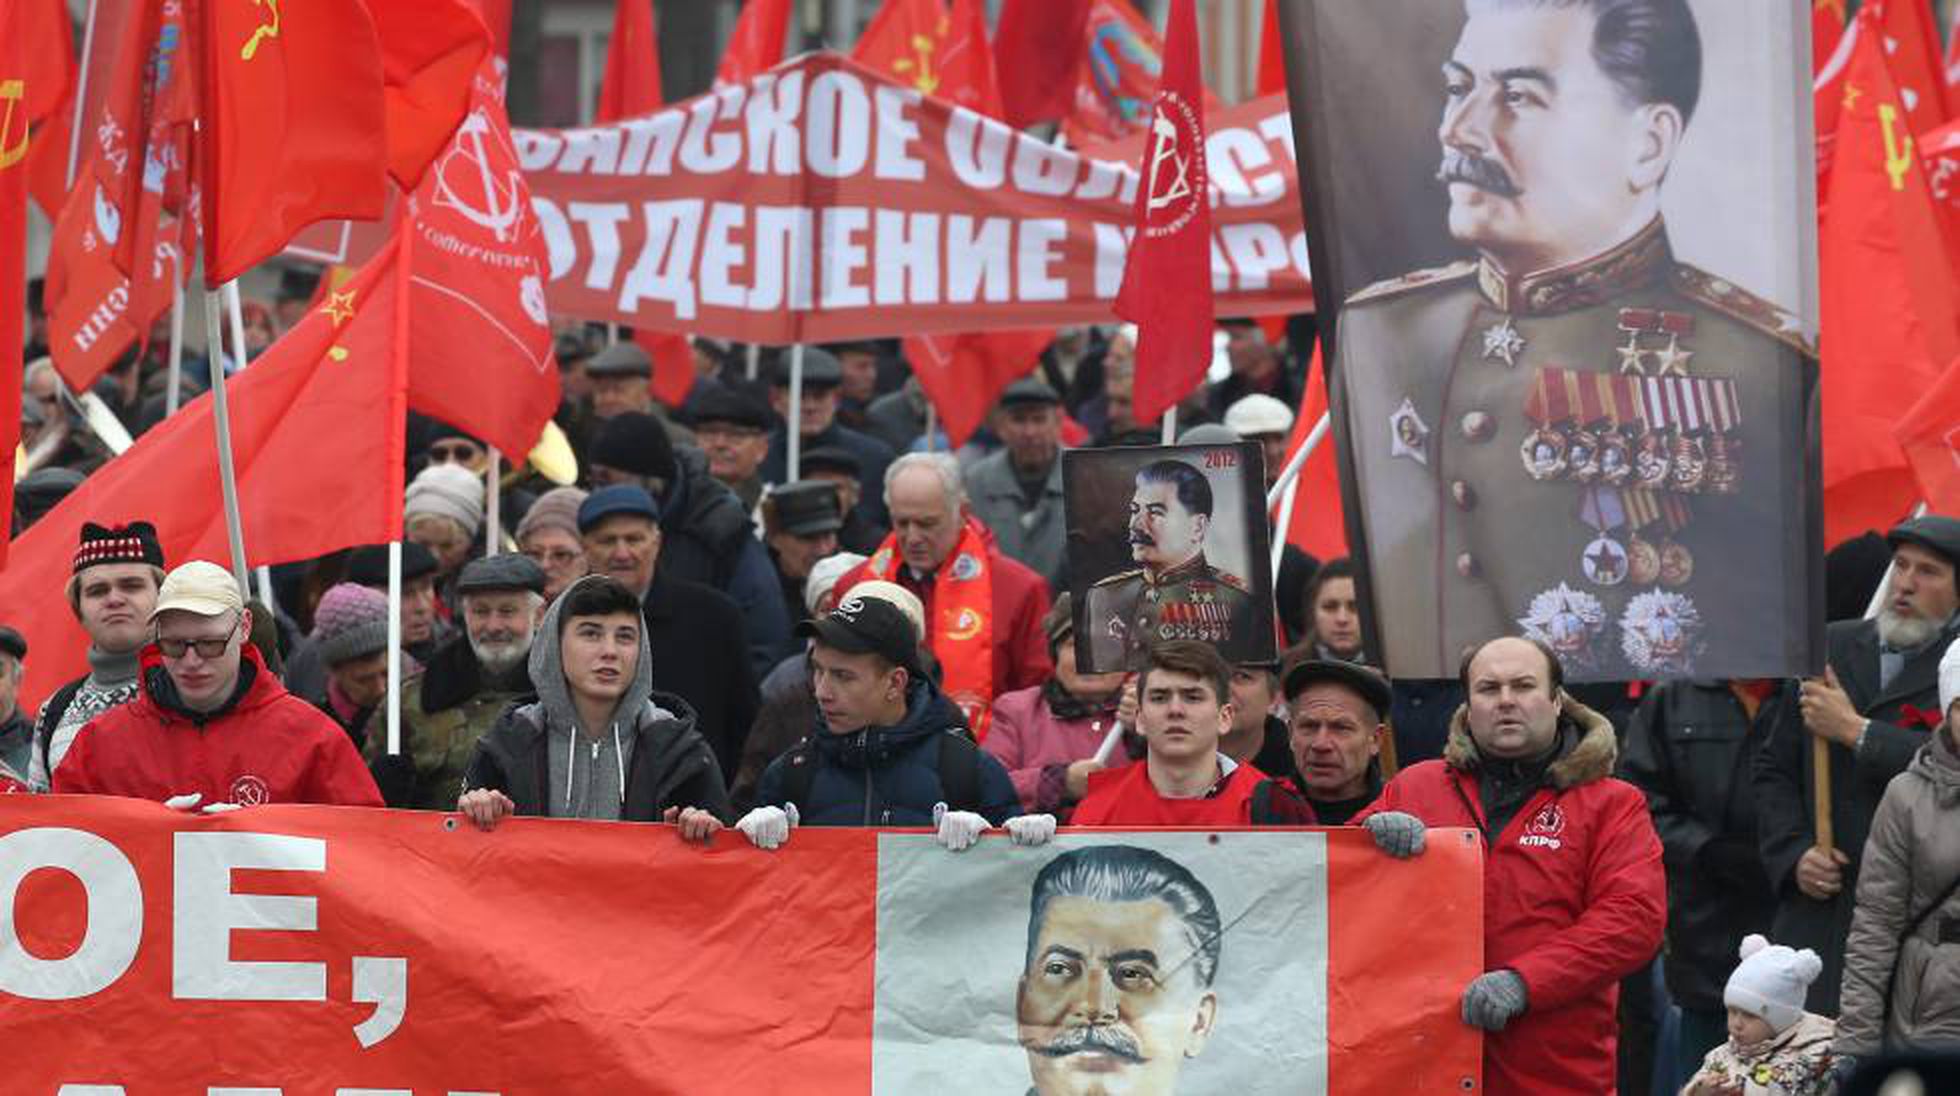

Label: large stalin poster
[1275,0,1826,681]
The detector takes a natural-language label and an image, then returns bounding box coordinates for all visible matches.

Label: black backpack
[776,730,983,817]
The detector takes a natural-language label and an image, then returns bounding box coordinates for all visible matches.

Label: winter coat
[1356,701,1667,1096]
[751,677,1019,827]
[1684,1012,1838,1096]
[655,446,796,678]
[963,450,1067,593]
[982,682,1135,817]
[53,645,384,807]
[367,635,531,811]
[763,420,896,527]
[1621,680,1777,1011]
[840,548,1054,706]
[641,565,760,783]
[1837,729,1960,1056]
[460,581,732,823]
[1754,616,1959,1013]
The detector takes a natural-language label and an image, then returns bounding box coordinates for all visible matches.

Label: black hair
[1026,846,1223,988]
[557,576,642,633]
[1304,558,1356,613]
[1134,460,1213,520]
[1475,0,1701,124]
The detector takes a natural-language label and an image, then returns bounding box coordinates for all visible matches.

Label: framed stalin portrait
[1062,443,1277,673]
[1275,0,1826,680]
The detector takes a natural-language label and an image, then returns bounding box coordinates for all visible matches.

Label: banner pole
[166,273,186,416]
[922,401,936,452]
[254,565,275,613]
[745,342,760,382]
[1160,405,1178,445]
[1264,411,1330,510]
[201,288,252,592]
[66,0,100,186]
[484,447,502,556]
[1812,736,1834,853]
[387,540,403,757]
[787,343,805,481]
[223,280,251,370]
[1270,467,1300,583]
[606,322,619,346]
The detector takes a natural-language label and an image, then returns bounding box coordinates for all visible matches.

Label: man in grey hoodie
[455,575,732,840]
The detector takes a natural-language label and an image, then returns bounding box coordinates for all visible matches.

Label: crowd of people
[8,301,1960,1095]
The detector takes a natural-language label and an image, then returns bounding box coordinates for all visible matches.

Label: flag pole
[923,401,936,452]
[254,565,276,613]
[200,287,252,592]
[66,0,101,186]
[787,343,805,481]
[1264,411,1330,509]
[484,447,502,556]
[223,280,251,370]
[1270,470,1300,582]
[745,342,760,382]
[166,276,185,416]
[386,540,403,756]
[1160,405,1178,445]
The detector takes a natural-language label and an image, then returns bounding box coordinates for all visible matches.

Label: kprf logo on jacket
[1520,803,1566,850]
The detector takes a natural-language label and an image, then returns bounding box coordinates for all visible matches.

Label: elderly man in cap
[371,554,549,810]
[573,341,693,455]
[0,627,29,785]
[1755,513,1960,1013]
[688,387,775,510]
[762,347,896,528]
[1224,393,1294,492]
[31,521,166,790]
[763,482,845,627]
[590,410,794,676]
[578,484,759,779]
[802,446,884,553]
[1278,658,1392,825]
[55,562,383,807]
[964,377,1069,593]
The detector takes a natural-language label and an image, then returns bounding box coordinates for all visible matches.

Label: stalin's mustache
[1128,530,1156,547]
[1437,148,1521,198]
[1029,1023,1147,1063]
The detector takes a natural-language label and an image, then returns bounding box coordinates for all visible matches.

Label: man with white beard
[368,555,549,810]
[1755,515,1960,1013]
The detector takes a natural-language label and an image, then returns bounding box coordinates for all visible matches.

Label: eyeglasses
[156,618,241,659]
[428,443,481,464]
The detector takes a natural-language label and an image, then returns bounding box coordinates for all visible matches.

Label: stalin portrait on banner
[1327,0,1820,680]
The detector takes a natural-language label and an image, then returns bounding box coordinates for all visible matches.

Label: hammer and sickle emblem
[1879,102,1915,192]
[0,80,27,171]
[240,0,281,62]
[1144,105,1192,212]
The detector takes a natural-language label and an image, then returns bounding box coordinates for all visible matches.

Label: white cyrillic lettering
[744,72,804,175]
[873,210,940,306]
[1207,128,1284,207]
[679,86,746,175]
[946,215,1012,303]
[566,202,632,291]
[173,833,326,1002]
[819,207,871,309]
[1074,156,1125,202]
[1093,223,1132,299]
[554,128,622,175]
[872,85,926,182]
[0,828,141,1001]
[1010,138,1076,197]
[751,205,815,311]
[512,130,562,171]
[530,198,577,281]
[618,199,705,319]
[806,71,870,179]
[1016,219,1068,302]
[699,203,750,310]
[631,109,687,176]
[945,112,1007,189]
[1219,223,1292,291]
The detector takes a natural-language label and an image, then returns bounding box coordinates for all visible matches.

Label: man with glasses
[54,561,382,807]
[688,388,774,511]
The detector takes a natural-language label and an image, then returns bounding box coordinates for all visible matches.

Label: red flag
[902,328,1052,447]
[0,2,38,566]
[941,0,1003,117]
[1814,0,1845,71]
[1818,10,1960,545]
[641,330,696,409]
[995,0,1091,127]
[370,0,490,188]
[1814,3,1857,210]
[471,0,514,64]
[1257,0,1286,98]
[1873,0,1949,132]
[0,237,408,706]
[1279,343,1347,561]
[854,0,1003,117]
[717,0,792,87]
[1922,117,1960,246]
[25,0,118,220]
[1897,354,1960,515]
[1114,0,1213,426]
[197,0,390,286]
[402,60,559,458]
[1947,3,1960,114]
[596,0,662,123]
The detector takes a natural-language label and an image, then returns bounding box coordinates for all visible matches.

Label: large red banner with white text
[0,799,1478,1094]
[516,52,1312,343]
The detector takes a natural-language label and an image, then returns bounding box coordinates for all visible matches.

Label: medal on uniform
[1389,397,1430,466]
[1625,533,1662,586]
[1577,488,1629,587]
[1668,432,1707,493]
[1517,582,1608,671]
[1701,376,1743,494]
[1567,426,1603,483]
[1598,427,1634,486]
[1634,429,1672,488]
[1521,370,1570,480]
[1650,311,1696,376]
[1615,308,1659,375]
[1618,589,1706,674]
[1482,317,1525,368]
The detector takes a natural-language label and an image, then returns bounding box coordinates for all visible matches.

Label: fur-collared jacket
[1357,700,1666,1096]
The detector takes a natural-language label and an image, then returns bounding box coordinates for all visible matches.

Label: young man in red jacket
[1356,635,1665,1095]
[54,561,383,808]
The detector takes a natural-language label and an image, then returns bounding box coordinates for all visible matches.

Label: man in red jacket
[1356,636,1665,1095]
[54,561,383,808]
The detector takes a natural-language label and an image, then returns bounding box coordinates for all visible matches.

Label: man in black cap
[590,411,794,677]
[0,627,29,785]
[802,446,884,554]
[762,347,896,528]
[821,339,886,431]
[1279,658,1392,825]
[371,554,550,810]
[31,521,166,790]
[1755,513,1960,1012]
[963,377,1069,592]
[571,341,693,458]
[762,482,844,626]
[688,387,775,510]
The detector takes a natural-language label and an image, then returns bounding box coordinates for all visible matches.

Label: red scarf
[844,517,997,737]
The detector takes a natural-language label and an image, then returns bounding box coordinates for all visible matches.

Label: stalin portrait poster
[1276,0,1825,681]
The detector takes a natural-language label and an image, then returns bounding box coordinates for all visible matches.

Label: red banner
[516,52,1311,344]
[0,799,1481,1093]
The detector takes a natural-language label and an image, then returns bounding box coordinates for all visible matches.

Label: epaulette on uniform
[1210,568,1250,594]
[1672,265,1816,356]
[1342,259,1478,307]
[1092,568,1144,588]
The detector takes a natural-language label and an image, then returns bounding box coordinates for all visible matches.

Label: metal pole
[254,565,276,613]
[922,401,936,452]
[223,280,251,370]
[484,447,502,556]
[1160,405,1178,445]
[66,0,100,186]
[786,343,805,481]
[744,342,760,382]
[1270,467,1301,582]
[166,276,185,416]
[1264,412,1330,510]
[606,322,619,346]
[201,288,251,592]
[386,541,403,756]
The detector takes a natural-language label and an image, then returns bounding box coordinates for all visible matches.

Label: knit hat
[1725,934,1822,1034]
[73,520,164,574]
[310,583,391,667]
[805,552,867,616]
[1940,636,1960,715]
[590,411,677,481]
[405,463,485,538]
[515,486,588,545]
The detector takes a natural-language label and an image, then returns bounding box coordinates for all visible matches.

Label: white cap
[1939,636,1960,714]
[1724,934,1821,1034]
[804,552,867,617]
[848,580,926,637]
[1224,393,1294,437]
[150,561,244,620]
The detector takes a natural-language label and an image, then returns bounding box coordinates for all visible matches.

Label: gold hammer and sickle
[240,0,281,62]
[1879,102,1916,192]
[0,80,27,170]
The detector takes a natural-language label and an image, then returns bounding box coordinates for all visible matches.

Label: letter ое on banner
[520,53,1314,345]
[0,798,1478,1094]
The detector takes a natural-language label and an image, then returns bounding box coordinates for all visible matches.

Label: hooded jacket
[53,644,383,806]
[1838,728,1960,1056]
[462,578,732,823]
[656,446,795,678]
[752,676,1019,827]
[1356,700,1665,1096]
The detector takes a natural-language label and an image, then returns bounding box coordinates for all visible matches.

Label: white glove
[933,802,989,851]
[1004,814,1058,846]
[164,793,245,815]
[736,803,800,850]
[201,801,243,813]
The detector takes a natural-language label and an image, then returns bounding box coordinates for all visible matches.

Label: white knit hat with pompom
[1725,933,1822,1033]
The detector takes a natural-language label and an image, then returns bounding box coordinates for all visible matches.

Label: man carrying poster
[1285,0,1822,680]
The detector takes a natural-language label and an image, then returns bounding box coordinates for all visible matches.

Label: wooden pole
[1812,735,1834,853]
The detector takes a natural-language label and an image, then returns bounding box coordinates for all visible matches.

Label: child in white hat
[1683,934,1839,1095]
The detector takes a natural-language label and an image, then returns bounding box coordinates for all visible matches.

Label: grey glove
[1461,970,1528,1031]
[1362,811,1426,858]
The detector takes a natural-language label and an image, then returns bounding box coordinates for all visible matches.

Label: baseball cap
[1282,658,1393,720]
[150,561,244,620]
[797,594,920,670]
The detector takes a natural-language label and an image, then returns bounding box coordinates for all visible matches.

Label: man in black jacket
[1621,678,1776,1088]
[457,575,731,836]
[1754,514,1960,1012]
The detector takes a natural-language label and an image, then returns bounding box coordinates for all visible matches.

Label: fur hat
[310,583,390,667]
[404,464,485,539]
[1940,636,1960,715]
[1725,934,1822,1034]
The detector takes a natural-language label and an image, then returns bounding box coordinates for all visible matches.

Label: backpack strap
[34,678,87,778]
[1249,779,1277,825]
[936,731,983,815]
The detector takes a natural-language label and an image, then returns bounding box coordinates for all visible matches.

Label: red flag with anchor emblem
[1114,0,1213,427]
[1897,354,1960,517]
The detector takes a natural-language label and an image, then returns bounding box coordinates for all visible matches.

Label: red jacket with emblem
[1355,701,1664,1096]
[1071,756,1316,826]
[53,645,383,807]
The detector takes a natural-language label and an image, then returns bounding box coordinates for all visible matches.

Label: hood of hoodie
[1908,723,1960,807]
[814,676,966,771]
[528,575,656,735]
[1443,696,1616,788]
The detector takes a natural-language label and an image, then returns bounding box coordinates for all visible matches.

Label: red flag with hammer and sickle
[1114,0,1214,427]
[0,0,40,564]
